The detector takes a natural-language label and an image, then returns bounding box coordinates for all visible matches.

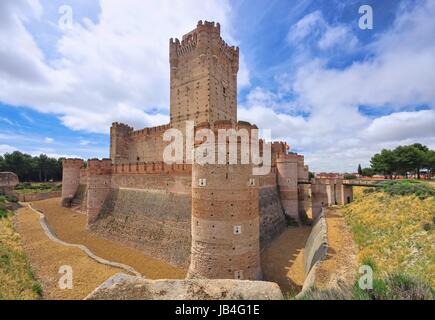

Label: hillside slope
[342,185,434,287]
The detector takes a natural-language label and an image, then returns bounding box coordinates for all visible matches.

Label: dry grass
[14,207,122,300]
[342,187,435,287]
[31,198,186,279]
[0,210,40,300]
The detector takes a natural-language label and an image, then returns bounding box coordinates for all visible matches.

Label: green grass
[375,180,435,199]
[14,182,61,195]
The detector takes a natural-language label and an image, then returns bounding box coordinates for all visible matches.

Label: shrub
[376,180,435,199]
[421,222,432,231]
[31,283,43,297]
[344,174,357,180]
[0,209,8,219]
[5,195,18,203]
[285,215,298,227]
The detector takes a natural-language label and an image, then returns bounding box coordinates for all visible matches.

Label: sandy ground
[314,207,358,289]
[30,198,186,280]
[14,206,122,299]
[261,226,311,296]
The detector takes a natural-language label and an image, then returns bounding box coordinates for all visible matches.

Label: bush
[285,215,298,227]
[376,180,435,199]
[0,209,8,219]
[31,283,43,297]
[344,174,357,180]
[5,195,18,203]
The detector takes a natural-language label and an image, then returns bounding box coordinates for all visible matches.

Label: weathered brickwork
[61,21,314,279]
[0,172,19,195]
[90,188,192,267]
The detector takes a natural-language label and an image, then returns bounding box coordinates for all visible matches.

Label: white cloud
[0,0,247,134]
[0,144,16,154]
[287,10,358,51]
[44,137,54,143]
[362,110,435,142]
[240,1,435,172]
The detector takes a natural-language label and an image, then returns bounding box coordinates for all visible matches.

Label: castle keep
[61,21,349,280]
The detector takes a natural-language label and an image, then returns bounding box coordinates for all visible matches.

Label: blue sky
[1,0,434,171]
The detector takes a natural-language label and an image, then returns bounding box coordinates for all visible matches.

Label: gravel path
[30,198,186,280]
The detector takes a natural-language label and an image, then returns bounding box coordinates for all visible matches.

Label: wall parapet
[111,162,192,175]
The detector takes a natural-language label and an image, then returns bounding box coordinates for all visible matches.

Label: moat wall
[90,188,192,267]
[259,186,286,249]
[88,178,287,269]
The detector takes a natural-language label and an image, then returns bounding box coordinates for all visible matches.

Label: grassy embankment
[0,194,42,299]
[14,182,61,195]
[300,180,434,300]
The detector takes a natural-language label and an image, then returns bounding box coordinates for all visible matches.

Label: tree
[0,151,63,182]
[370,149,396,178]
[361,167,375,177]
[369,144,434,180]
[358,164,362,175]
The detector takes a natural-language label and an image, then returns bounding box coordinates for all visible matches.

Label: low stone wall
[17,191,62,202]
[86,273,284,300]
[299,209,328,293]
[90,188,192,267]
[259,186,287,249]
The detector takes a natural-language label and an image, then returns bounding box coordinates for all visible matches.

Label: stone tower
[61,159,84,206]
[110,122,133,164]
[188,122,262,280]
[169,21,239,127]
[276,154,299,221]
[86,159,112,224]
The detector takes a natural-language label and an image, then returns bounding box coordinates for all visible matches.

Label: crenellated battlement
[112,162,191,175]
[62,158,84,168]
[111,122,134,132]
[128,123,171,138]
[88,158,112,175]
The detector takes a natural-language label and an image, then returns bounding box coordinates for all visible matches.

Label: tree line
[358,143,435,179]
[0,151,63,182]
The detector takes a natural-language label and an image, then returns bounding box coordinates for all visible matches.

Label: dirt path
[261,226,311,296]
[30,198,186,279]
[14,207,122,299]
[314,207,358,289]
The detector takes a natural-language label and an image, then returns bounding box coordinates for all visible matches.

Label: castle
[61,21,352,281]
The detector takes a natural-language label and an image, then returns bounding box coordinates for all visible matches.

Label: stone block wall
[259,186,286,249]
[0,172,19,195]
[61,159,84,206]
[90,188,192,267]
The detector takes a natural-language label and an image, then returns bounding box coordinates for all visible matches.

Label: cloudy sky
[0,0,434,172]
